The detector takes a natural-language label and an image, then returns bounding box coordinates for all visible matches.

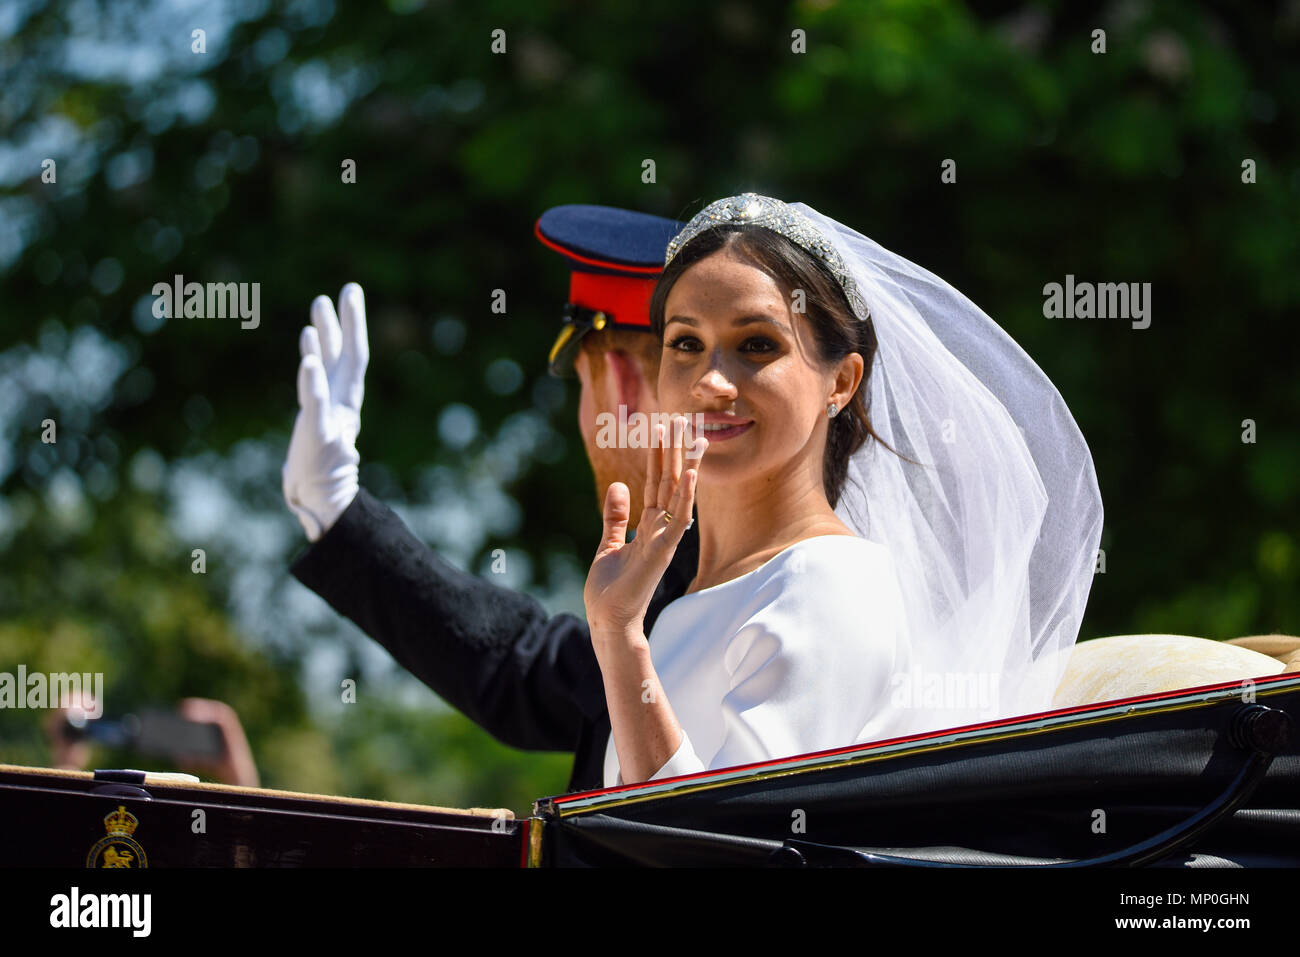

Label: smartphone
[61,709,226,760]
[135,710,225,760]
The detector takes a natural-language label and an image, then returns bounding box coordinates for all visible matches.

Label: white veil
[798,201,1103,730]
[667,194,1104,733]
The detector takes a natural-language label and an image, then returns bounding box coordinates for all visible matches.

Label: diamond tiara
[663,193,868,319]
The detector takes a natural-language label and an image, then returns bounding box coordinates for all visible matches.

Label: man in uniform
[283,205,697,793]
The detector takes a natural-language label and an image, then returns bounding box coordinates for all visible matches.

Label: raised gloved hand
[282,283,369,542]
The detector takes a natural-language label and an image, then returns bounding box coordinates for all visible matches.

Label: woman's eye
[666,335,776,354]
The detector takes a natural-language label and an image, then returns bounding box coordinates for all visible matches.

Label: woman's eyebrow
[734,315,790,333]
[665,314,790,333]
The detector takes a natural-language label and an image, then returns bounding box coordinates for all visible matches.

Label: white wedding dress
[603,534,934,788]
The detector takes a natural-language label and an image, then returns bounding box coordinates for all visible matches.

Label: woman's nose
[693,362,738,399]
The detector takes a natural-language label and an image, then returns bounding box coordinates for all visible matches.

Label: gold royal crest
[86,805,148,868]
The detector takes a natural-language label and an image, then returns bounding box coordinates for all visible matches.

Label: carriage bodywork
[2,675,1295,867]
[527,673,1300,867]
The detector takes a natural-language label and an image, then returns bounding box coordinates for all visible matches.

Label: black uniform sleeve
[289,487,606,752]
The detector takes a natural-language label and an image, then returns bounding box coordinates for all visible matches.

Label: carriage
[4,667,1296,868]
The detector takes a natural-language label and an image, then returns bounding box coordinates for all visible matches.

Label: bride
[584,193,1103,787]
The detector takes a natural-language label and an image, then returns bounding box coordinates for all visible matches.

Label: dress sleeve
[648,729,705,780]
[614,728,705,785]
[609,541,910,786]
[707,542,910,772]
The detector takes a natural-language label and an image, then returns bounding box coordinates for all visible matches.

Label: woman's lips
[697,420,752,442]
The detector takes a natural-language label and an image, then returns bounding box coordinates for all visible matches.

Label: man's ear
[604,349,647,417]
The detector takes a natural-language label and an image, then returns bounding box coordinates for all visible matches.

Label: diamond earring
[827,403,839,418]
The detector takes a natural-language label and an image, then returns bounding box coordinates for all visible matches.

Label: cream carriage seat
[1051,634,1299,709]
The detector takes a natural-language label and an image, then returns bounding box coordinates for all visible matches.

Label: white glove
[282,283,369,542]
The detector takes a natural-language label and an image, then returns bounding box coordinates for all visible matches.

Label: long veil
[790,202,1104,733]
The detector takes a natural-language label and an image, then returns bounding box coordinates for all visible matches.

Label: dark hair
[578,325,661,380]
[649,225,915,508]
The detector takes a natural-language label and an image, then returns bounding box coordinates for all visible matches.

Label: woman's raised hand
[583,416,707,641]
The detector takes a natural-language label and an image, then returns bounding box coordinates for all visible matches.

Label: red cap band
[569,272,655,329]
